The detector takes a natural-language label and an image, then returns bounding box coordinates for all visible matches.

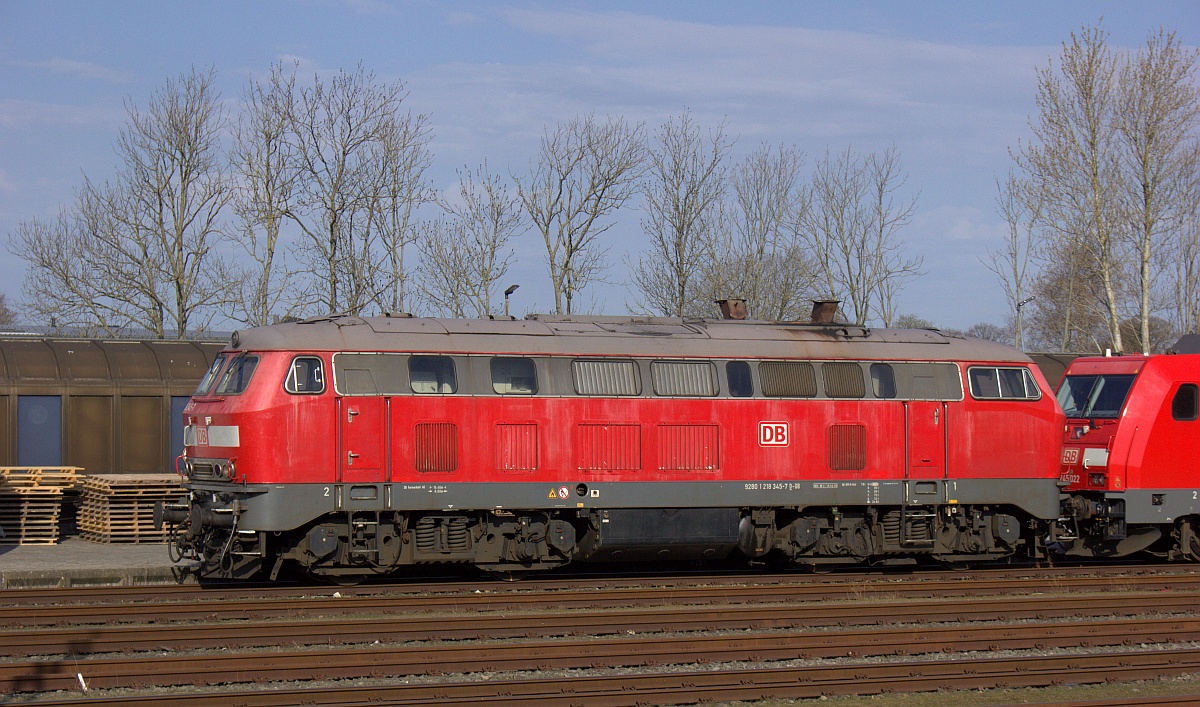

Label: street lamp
[1016,296,1034,351]
[504,285,519,318]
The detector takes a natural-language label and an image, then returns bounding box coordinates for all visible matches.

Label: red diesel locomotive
[160,305,1067,579]
[1056,340,1200,560]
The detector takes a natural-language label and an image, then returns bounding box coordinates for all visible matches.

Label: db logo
[1061,448,1079,465]
[759,421,789,447]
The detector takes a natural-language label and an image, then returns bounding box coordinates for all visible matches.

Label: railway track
[4,566,1200,704]
[3,564,1198,627]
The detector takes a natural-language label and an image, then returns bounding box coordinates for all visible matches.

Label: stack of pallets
[79,474,186,544]
[0,467,83,545]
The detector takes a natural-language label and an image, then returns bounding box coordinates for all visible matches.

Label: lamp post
[503,285,519,318]
[1016,296,1034,351]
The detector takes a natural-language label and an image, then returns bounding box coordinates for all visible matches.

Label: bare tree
[10,68,232,338]
[1171,190,1200,334]
[416,163,522,317]
[1015,24,1128,351]
[516,114,646,315]
[630,111,732,317]
[703,143,814,321]
[281,63,434,315]
[230,64,302,326]
[0,293,15,326]
[986,173,1041,350]
[1115,28,1200,352]
[801,146,921,326]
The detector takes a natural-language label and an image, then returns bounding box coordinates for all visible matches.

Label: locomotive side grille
[823,362,866,398]
[495,423,539,471]
[578,423,642,470]
[827,423,866,471]
[572,359,640,396]
[651,361,719,397]
[415,422,459,472]
[658,424,720,470]
[760,362,817,397]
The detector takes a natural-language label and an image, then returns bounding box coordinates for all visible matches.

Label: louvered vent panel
[823,362,866,398]
[415,422,458,472]
[651,361,718,397]
[577,423,641,470]
[658,424,720,470]
[760,362,817,397]
[495,423,538,471]
[827,423,866,471]
[572,360,640,396]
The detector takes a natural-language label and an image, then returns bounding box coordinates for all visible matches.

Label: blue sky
[1,1,1197,329]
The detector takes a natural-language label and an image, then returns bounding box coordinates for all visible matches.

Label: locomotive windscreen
[1056,373,1136,419]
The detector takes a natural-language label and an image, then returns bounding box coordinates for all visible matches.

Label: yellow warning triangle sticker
[547,489,558,499]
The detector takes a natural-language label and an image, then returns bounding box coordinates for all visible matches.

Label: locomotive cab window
[491,357,537,395]
[214,355,259,395]
[410,356,457,394]
[285,356,325,394]
[726,361,753,398]
[1057,373,1135,418]
[1172,383,1199,422]
[194,354,228,396]
[969,366,1041,401]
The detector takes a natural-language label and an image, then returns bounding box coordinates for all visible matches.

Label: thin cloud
[14,58,131,83]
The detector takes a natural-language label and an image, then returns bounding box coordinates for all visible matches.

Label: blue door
[18,395,62,466]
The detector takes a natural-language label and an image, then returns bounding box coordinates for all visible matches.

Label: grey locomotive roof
[230,314,1031,364]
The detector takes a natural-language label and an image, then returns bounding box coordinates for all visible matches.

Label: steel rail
[5,615,1200,693]
[4,590,1199,658]
[4,571,1200,628]
[19,648,1200,706]
[2,562,1195,609]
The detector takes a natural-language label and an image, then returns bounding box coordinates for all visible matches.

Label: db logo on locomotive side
[759,421,790,447]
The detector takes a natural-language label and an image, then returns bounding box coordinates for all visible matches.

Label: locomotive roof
[230,314,1031,364]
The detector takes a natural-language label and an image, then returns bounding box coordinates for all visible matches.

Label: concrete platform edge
[1,564,200,589]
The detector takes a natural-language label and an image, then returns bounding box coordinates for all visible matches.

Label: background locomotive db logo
[759,422,789,447]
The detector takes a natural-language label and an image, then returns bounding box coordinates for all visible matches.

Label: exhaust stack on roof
[715,298,748,320]
[810,300,840,325]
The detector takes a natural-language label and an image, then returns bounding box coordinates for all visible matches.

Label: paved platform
[0,537,198,588]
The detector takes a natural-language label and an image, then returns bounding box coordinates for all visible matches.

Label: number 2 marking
[324,486,331,497]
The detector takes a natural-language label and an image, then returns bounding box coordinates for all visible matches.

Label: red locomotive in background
[1056,337,1200,561]
[160,301,1077,580]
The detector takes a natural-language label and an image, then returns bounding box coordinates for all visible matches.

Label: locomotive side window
[195,354,228,396]
[410,356,457,394]
[760,362,817,397]
[214,355,259,395]
[651,361,718,397]
[969,366,1042,401]
[285,357,325,394]
[870,364,896,399]
[1056,373,1135,418]
[823,362,866,398]
[491,357,537,395]
[572,359,640,396]
[726,361,753,398]
[1172,384,1199,421]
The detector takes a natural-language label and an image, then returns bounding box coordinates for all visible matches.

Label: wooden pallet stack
[79,474,186,544]
[0,467,83,545]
